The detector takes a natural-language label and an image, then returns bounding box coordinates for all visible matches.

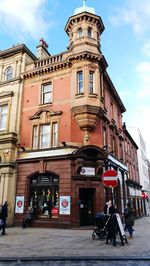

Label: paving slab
[0,216,149,259]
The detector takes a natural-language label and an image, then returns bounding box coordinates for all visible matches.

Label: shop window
[29,173,59,219]
[0,104,8,130]
[77,71,83,94]
[77,28,83,38]
[4,66,13,81]
[41,82,52,104]
[89,71,94,93]
[32,123,58,149]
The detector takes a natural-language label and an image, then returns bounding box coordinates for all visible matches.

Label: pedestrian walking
[1,201,8,235]
[124,202,135,238]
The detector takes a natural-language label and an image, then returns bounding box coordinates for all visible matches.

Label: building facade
[14,4,131,228]
[127,127,150,215]
[0,45,36,224]
[0,3,143,227]
[122,123,142,217]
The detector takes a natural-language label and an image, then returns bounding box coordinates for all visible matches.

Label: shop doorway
[79,188,95,226]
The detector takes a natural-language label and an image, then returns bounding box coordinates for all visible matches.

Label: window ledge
[0,129,7,134]
[75,93,85,99]
[39,102,52,107]
[89,93,98,98]
[0,77,22,86]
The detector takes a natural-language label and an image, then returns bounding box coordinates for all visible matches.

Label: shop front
[15,145,108,228]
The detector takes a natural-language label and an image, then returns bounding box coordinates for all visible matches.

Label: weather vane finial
[83,0,86,7]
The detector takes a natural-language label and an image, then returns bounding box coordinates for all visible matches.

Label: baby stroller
[92,213,111,240]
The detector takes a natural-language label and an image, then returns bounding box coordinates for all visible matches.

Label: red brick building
[15,4,133,227]
[122,123,142,217]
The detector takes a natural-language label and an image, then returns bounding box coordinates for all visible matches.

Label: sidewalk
[0,216,150,259]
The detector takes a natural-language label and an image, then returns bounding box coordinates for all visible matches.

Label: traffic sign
[102,169,118,187]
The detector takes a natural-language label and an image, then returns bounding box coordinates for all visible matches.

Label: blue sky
[0,0,150,158]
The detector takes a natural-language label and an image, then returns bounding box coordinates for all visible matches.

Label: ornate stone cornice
[23,50,105,79]
[65,12,104,36]
[23,60,71,79]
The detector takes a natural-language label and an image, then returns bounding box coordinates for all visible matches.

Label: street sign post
[102,169,118,206]
[102,169,118,188]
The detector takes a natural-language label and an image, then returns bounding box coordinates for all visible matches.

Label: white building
[127,127,150,215]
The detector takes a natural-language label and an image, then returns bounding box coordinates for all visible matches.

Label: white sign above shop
[80,167,95,176]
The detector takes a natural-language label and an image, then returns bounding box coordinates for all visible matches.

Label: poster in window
[59,196,71,215]
[15,196,24,214]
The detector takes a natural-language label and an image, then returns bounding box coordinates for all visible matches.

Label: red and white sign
[59,196,71,215]
[15,196,24,213]
[102,169,118,187]
[142,191,148,199]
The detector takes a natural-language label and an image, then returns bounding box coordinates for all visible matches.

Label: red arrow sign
[102,169,118,188]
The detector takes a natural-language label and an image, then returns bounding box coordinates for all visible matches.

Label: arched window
[5,66,13,81]
[87,27,93,38]
[77,28,83,38]
[29,173,59,219]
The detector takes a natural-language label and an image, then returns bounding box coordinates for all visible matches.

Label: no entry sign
[102,169,118,188]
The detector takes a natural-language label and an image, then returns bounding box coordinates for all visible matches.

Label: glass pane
[43,84,51,93]
[43,92,52,103]
[39,125,50,148]
[52,123,58,147]
[78,28,82,38]
[33,126,38,149]
[88,28,92,37]
[78,72,83,81]
[42,83,52,104]
[5,67,13,81]
[79,82,83,93]
[0,105,8,129]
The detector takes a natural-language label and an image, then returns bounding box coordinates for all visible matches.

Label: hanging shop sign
[59,196,71,215]
[15,196,24,214]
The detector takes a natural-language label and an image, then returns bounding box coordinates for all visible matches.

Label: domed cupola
[65,0,104,54]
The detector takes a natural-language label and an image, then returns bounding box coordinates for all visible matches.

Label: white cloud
[0,0,58,41]
[110,0,150,37]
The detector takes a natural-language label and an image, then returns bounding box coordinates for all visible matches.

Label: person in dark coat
[1,201,8,235]
[104,200,118,246]
[22,207,33,228]
[104,200,116,215]
[124,202,135,238]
